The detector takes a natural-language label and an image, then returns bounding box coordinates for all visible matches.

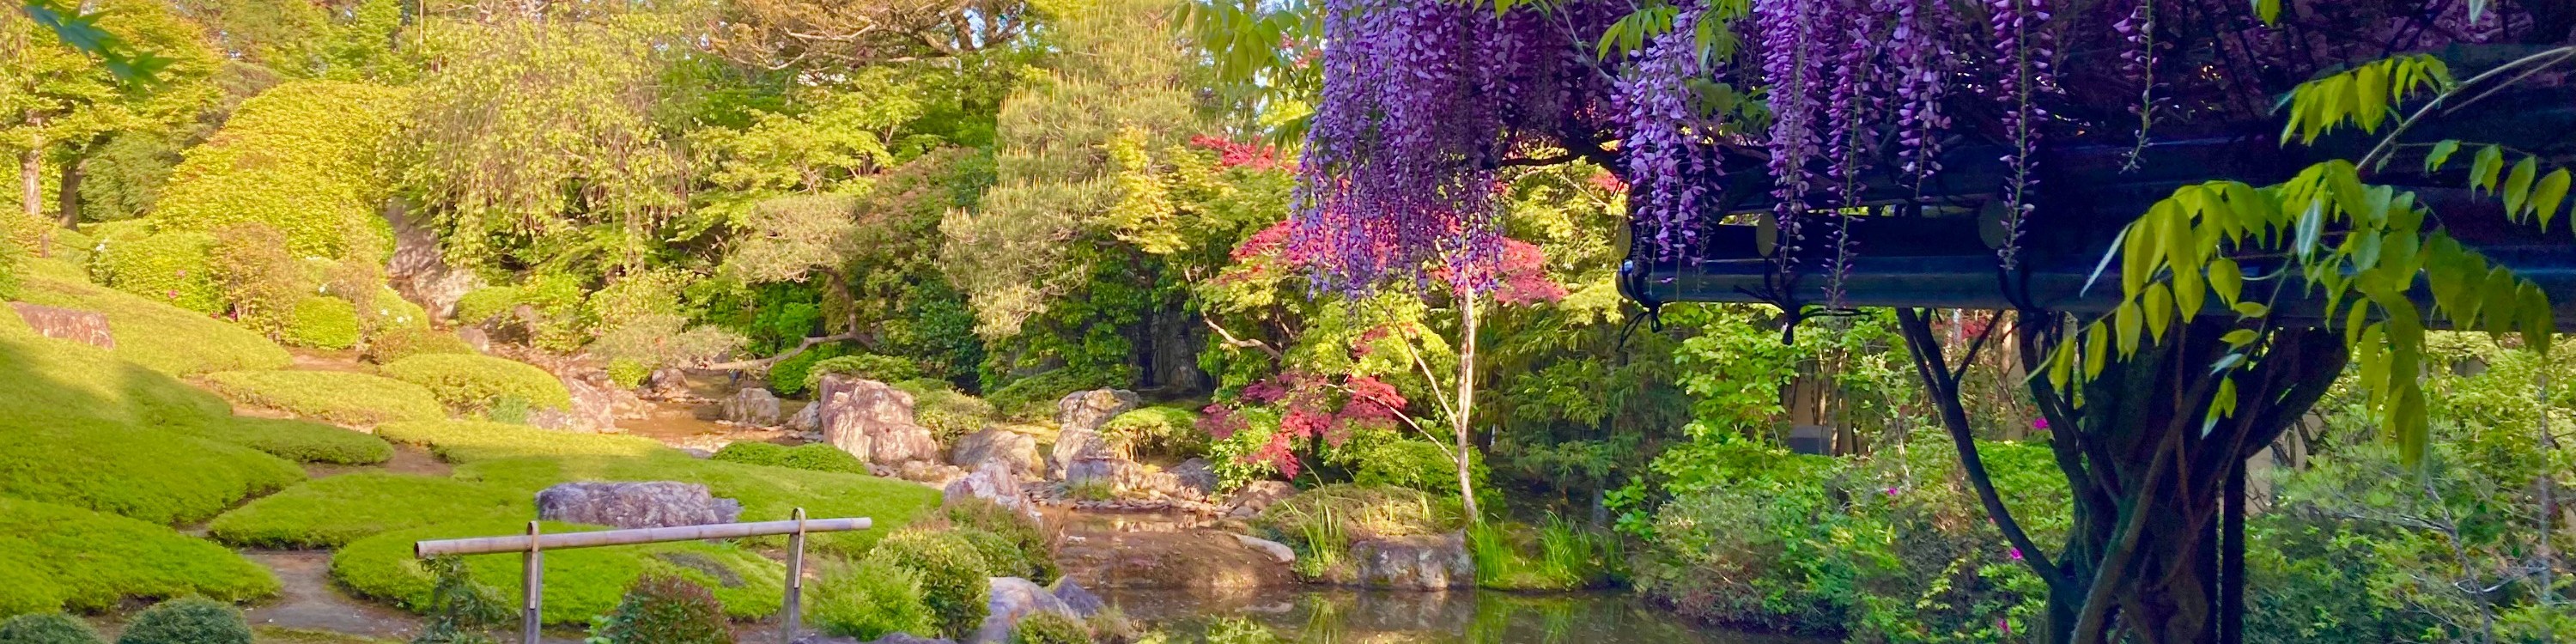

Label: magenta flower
[2008,547,2024,562]
[1882,487,1899,496]
[2032,417,2050,431]
[1999,618,2013,635]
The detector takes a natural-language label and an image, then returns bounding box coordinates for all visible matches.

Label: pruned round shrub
[381,353,572,414]
[587,574,731,644]
[804,354,921,392]
[864,530,992,639]
[709,442,870,476]
[451,286,521,325]
[361,326,475,364]
[207,222,309,336]
[1009,612,1091,644]
[92,231,220,314]
[180,416,393,465]
[113,598,252,644]
[952,528,1054,584]
[201,370,447,425]
[1100,406,1202,459]
[938,501,1058,584]
[768,342,855,398]
[810,558,934,641]
[285,296,361,349]
[10,273,291,376]
[893,380,995,443]
[0,612,103,644]
[150,81,407,259]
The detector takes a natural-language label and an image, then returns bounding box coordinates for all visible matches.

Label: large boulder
[967,577,1077,644]
[1047,428,1107,479]
[532,372,626,433]
[7,302,113,349]
[786,402,819,434]
[1060,455,1133,490]
[1054,389,1139,434]
[951,428,1042,478]
[1049,579,1103,618]
[385,204,480,319]
[723,387,782,426]
[535,482,741,529]
[1347,532,1475,591]
[643,368,693,399]
[817,375,939,465]
[1170,459,1219,497]
[944,461,1041,522]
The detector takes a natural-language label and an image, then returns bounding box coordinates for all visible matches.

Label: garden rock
[1233,533,1297,564]
[535,482,742,529]
[1048,428,1110,478]
[1060,455,1133,490]
[1224,481,1297,518]
[723,387,782,426]
[968,577,1077,644]
[817,375,941,465]
[1170,458,1218,496]
[532,370,627,433]
[645,368,693,399]
[1049,579,1103,617]
[455,326,492,353]
[1348,532,1474,590]
[786,402,819,433]
[8,302,113,349]
[951,428,1042,478]
[386,204,480,319]
[1054,388,1139,434]
[944,461,1042,522]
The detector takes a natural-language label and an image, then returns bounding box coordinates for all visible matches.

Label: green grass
[202,370,447,426]
[331,520,784,626]
[176,416,394,465]
[1467,519,1619,591]
[0,499,279,616]
[380,354,571,414]
[0,334,307,525]
[207,473,531,549]
[14,273,291,376]
[378,420,941,554]
[708,441,872,475]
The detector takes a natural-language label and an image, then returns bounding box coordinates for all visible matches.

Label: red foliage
[1190,135,1285,171]
[1587,170,1628,195]
[1199,369,1416,479]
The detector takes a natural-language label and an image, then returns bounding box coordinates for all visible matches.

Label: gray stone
[532,370,623,433]
[786,402,820,433]
[454,326,492,353]
[1060,455,1132,489]
[1170,458,1219,496]
[1049,579,1103,617]
[534,482,741,529]
[817,375,939,465]
[1053,389,1140,434]
[1348,532,1475,591]
[1048,428,1109,479]
[7,302,112,349]
[944,461,1041,522]
[385,203,481,319]
[968,577,1076,644]
[724,387,782,426]
[1224,480,1297,518]
[951,428,1042,478]
[1233,533,1297,564]
[645,368,692,399]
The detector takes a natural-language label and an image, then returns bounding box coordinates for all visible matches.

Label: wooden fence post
[522,521,543,644]
[781,507,807,644]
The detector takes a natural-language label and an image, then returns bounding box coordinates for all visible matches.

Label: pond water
[1099,586,1825,644]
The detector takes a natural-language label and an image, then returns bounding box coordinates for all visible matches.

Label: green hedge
[285,296,361,349]
[331,521,782,625]
[361,327,473,365]
[90,231,221,315]
[708,442,871,475]
[380,354,571,414]
[0,499,279,616]
[986,369,1120,422]
[150,81,407,259]
[0,335,305,525]
[201,370,447,426]
[177,416,394,465]
[802,354,920,392]
[14,274,291,376]
[207,473,529,549]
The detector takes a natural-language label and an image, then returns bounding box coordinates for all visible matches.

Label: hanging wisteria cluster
[1289,0,2556,294]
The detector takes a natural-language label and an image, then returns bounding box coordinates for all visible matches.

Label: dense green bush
[150,81,407,259]
[115,598,252,644]
[586,575,731,644]
[332,521,781,626]
[91,231,221,314]
[10,274,291,375]
[451,286,522,325]
[0,500,278,616]
[1009,612,1091,644]
[0,612,103,644]
[1467,519,1619,592]
[864,530,992,639]
[382,354,572,414]
[207,473,528,549]
[207,222,310,336]
[361,326,477,364]
[895,380,996,442]
[179,416,394,465]
[986,368,1120,422]
[1099,406,1201,458]
[708,441,871,475]
[809,558,936,641]
[285,296,363,349]
[804,354,922,391]
[767,342,856,397]
[202,370,447,425]
[939,500,1060,584]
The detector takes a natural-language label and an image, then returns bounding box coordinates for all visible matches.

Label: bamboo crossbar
[412,517,872,558]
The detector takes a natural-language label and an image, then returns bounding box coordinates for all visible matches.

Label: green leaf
[2049,335,2076,390]
[2144,284,2173,342]
[2115,301,2143,355]
[2478,266,2519,331]
[2425,140,2462,173]
[2473,145,2505,192]
[2253,0,2280,22]
[2208,258,2244,305]
[2175,262,2206,323]
[2233,301,2270,318]
[2534,169,2569,232]
[2504,156,2538,219]
[2084,324,2110,377]
[2221,329,2258,346]
[2212,377,2239,419]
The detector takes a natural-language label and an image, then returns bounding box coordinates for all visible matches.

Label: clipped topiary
[362,326,475,364]
[381,354,572,415]
[150,81,408,259]
[0,612,104,644]
[1008,612,1091,644]
[985,369,1121,422]
[710,442,871,476]
[863,530,992,639]
[115,598,252,644]
[809,558,936,641]
[286,296,363,349]
[586,574,730,644]
[942,500,1059,583]
[802,354,921,392]
[92,231,221,314]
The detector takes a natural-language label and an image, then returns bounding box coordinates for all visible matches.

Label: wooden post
[781,507,807,644]
[522,521,543,644]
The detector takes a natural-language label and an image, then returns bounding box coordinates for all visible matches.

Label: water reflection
[1100,587,1826,644]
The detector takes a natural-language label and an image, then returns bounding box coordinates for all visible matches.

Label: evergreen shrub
[114,598,252,644]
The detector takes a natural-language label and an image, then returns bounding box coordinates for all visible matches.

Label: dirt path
[241,550,425,641]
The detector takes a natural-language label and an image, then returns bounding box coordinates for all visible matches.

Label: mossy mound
[176,416,393,465]
[380,354,571,414]
[0,335,305,525]
[708,441,871,476]
[201,370,447,426]
[13,274,290,376]
[284,296,361,349]
[208,473,529,549]
[88,230,221,315]
[0,499,279,616]
[331,521,783,626]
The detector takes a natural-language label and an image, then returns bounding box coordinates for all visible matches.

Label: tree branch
[1897,308,2067,587]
